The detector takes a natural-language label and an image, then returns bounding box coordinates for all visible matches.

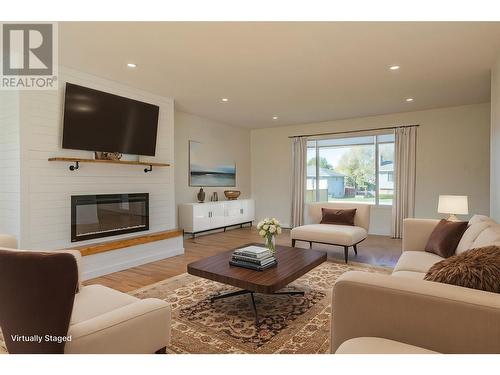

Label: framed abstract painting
[189,141,236,187]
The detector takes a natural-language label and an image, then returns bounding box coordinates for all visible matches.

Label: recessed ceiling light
[221,98,229,102]
[389,65,400,70]
[272,116,278,120]
[127,63,137,68]
[405,98,414,102]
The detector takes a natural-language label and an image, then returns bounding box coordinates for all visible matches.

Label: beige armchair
[0,234,171,354]
[291,202,370,263]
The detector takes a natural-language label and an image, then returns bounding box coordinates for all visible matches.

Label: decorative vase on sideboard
[197,188,206,203]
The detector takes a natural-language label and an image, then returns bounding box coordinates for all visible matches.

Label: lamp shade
[438,195,469,215]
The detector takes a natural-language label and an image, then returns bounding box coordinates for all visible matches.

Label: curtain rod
[288,124,419,139]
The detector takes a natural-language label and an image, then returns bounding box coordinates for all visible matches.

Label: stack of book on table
[229,245,277,271]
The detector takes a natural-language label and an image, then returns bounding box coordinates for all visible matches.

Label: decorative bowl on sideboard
[224,190,241,200]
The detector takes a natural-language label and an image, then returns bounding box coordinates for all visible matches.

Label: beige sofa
[291,202,371,263]
[332,215,500,354]
[0,235,171,354]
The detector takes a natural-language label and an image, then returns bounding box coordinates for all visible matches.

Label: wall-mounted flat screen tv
[62,83,160,156]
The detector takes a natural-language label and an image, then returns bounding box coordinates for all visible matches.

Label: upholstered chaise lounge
[0,235,171,354]
[291,202,370,263]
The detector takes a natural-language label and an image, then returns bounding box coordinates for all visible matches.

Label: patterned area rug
[0,261,389,354]
[132,261,389,354]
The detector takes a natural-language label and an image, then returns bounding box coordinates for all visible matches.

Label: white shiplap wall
[16,67,180,277]
[0,91,21,239]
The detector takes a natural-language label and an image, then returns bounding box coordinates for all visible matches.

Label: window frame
[306,132,394,207]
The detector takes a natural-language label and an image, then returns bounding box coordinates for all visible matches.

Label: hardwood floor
[84,227,402,293]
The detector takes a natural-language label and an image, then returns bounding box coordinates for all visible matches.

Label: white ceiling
[59,22,500,128]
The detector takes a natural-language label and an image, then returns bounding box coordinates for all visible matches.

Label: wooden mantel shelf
[69,229,183,257]
[48,157,170,172]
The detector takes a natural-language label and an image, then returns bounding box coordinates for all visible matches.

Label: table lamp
[438,195,468,221]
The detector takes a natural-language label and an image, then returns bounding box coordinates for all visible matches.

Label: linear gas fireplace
[71,193,149,242]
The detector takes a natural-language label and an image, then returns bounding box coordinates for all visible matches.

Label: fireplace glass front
[71,193,149,242]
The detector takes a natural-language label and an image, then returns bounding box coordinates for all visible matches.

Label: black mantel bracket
[69,161,80,171]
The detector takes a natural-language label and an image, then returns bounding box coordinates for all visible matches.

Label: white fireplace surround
[2,66,182,279]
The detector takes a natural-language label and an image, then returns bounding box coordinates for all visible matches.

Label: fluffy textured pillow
[424,246,500,294]
[425,219,468,258]
[320,208,356,226]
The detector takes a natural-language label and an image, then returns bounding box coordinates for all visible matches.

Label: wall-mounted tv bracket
[144,165,153,173]
[69,161,80,171]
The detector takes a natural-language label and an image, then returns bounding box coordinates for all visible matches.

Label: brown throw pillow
[424,246,500,294]
[425,219,468,258]
[320,208,356,226]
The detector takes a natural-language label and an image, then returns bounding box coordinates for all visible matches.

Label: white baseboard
[81,236,184,280]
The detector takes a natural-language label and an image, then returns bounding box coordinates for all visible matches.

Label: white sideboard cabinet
[178,199,255,237]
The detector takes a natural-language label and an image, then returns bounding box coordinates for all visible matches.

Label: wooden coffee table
[187,243,327,325]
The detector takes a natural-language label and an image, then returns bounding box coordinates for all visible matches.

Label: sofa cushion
[391,270,426,280]
[71,284,139,325]
[0,235,17,249]
[335,337,438,354]
[425,246,500,294]
[290,224,367,246]
[66,297,171,354]
[471,225,500,249]
[425,219,468,258]
[456,222,491,254]
[320,208,356,226]
[393,251,444,274]
[469,214,496,226]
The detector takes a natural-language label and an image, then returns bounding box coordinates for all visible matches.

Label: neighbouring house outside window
[306,133,395,206]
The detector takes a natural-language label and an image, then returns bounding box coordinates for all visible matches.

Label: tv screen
[62,83,160,156]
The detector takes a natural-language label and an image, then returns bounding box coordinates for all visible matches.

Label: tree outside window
[306,134,394,205]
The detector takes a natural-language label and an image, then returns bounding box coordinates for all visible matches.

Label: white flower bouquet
[256,218,282,254]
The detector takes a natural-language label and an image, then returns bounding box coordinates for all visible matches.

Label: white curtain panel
[291,137,308,227]
[392,126,417,238]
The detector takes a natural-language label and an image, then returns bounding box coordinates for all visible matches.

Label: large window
[306,133,395,205]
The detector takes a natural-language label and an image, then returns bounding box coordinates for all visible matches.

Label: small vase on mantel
[197,188,206,203]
